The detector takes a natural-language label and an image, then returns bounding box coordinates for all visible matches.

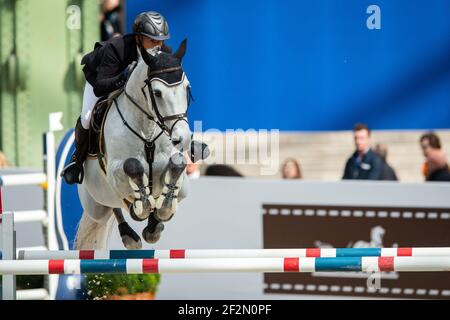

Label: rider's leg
[61,83,98,184]
[80,82,98,130]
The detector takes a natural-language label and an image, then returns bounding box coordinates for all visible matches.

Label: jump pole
[1,211,16,300]
[13,247,450,260]
[1,256,450,275]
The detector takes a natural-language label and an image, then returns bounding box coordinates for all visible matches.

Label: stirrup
[60,161,85,185]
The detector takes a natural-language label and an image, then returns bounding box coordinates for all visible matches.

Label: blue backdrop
[126,0,450,131]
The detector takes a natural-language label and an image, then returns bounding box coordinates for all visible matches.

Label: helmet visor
[138,32,171,41]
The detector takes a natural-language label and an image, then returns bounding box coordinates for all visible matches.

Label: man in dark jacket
[61,11,208,185]
[342,123,383,180]
[420,132,450,182]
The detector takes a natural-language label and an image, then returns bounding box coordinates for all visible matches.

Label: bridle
[146,66,191,135]
[113,64,193,198]
[115,66,191,141]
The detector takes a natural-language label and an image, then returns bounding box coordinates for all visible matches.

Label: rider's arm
[92,44,127,97]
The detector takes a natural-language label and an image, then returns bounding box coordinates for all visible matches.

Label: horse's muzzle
[171,127,192,152]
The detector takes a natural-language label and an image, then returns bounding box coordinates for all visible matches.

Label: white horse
[75,40,192,249]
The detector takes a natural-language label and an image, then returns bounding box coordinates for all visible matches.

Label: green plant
[86,274,160,299]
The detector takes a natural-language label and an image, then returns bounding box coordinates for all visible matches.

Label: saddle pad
[87,88,124,156]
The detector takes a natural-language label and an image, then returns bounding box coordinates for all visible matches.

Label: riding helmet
[133,11,170,41]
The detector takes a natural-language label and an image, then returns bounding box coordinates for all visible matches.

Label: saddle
[86,87,124,173]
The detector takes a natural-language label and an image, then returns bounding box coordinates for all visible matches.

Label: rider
[61,11,208,185]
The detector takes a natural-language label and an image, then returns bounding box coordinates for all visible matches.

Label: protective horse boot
[190,140,210,163]
[60,117,90,184]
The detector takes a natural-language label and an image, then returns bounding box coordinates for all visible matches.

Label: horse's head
[128,39,192,152]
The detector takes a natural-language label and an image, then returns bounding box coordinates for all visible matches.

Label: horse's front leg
[121,157,155,221]
[155,152,187,221]
[113,208,142,249]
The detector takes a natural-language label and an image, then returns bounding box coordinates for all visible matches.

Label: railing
[0,113,62,300]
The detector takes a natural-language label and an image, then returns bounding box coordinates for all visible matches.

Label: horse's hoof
[142,222,165,244]
[118,222,142,249]
[122,236,142,249]
[129,203,149,222]
[156,200,176,222]
[161,213,174,222]
[156,208,171,222]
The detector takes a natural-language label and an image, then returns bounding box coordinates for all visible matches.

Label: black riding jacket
[81,34,138,97]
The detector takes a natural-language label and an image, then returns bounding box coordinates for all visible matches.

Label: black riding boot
[60,117,90,184]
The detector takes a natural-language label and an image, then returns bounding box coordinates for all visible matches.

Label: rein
[113,65,189,201]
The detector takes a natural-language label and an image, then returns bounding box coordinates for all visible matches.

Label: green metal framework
[0,0,100,168]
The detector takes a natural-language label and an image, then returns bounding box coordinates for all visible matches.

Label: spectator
[205,165,243,177]
[374,143,398,181]
[420,132,450,182]
[101,0,123,41]
[342,123,383,180]
[281,158,302,179]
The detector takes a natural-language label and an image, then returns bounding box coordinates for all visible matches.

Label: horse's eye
[154,90,162,98]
